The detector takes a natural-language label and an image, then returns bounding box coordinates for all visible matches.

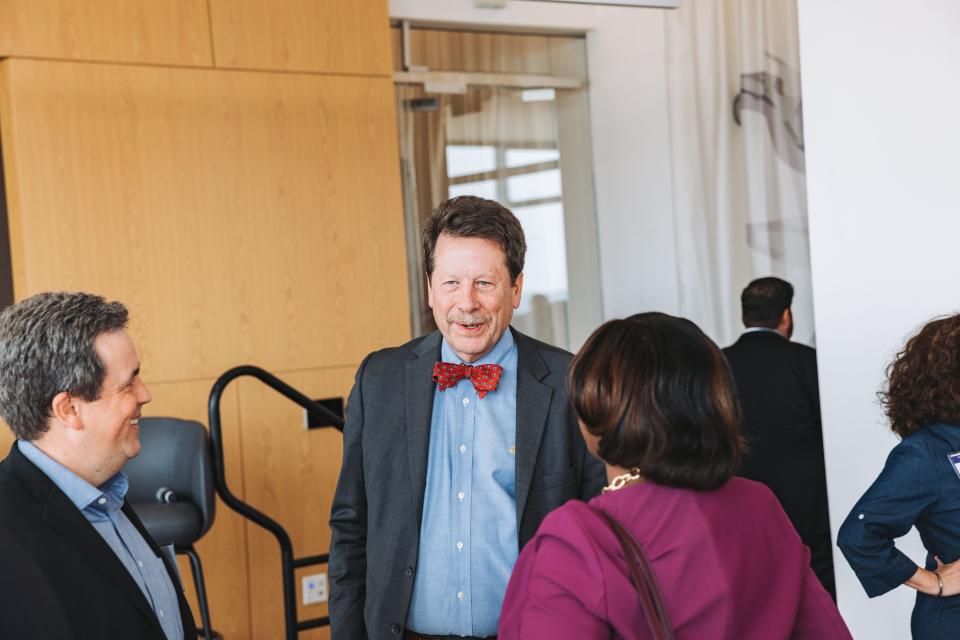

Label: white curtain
[665,0,814,347]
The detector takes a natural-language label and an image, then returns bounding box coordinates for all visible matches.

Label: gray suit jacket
[328,328,606,639]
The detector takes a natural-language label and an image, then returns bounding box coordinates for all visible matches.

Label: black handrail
[208,365,344,639]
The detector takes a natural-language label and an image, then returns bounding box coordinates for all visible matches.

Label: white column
[798,1,960,637]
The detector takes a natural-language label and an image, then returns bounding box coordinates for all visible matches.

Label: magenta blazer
[499,477,850,639]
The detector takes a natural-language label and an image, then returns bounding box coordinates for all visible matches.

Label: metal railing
[208,365,344,639]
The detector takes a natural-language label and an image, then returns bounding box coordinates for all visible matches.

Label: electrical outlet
[304,397,345,430]
[302,573,328,605]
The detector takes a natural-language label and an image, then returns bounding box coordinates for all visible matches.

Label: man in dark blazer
[329,196,606,640]
[723,277,835,599]
[0,292,197,639]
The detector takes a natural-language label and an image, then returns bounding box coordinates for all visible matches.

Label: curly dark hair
[882,314,960,438]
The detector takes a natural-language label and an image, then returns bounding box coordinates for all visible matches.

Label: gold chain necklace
[602,468,643,493]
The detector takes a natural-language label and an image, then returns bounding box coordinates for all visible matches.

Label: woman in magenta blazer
[499,313,850,639]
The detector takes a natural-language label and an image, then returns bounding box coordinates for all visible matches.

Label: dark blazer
[0,443,197,640]
[723,330,829,537]
[328,328,606,640]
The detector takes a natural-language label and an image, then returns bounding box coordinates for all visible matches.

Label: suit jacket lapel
[513,329,553,527]
[406,331,442,527]
[5,444,163,633]
[123,501,197,635]
[123,501,181,590]
[42,479,162,630]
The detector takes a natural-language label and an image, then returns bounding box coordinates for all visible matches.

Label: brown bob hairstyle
[568,312,745,491]
[882,313,960,438]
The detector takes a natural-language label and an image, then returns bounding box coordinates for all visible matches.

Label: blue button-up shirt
[406,329,519,637]
[838,424,960,637]
[18,440,184,640]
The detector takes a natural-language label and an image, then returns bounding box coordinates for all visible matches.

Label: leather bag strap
[591,507,675,640]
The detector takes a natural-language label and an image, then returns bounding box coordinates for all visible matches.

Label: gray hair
[0,292,128,440]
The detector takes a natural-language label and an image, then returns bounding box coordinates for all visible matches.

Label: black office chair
[125,417,219,640]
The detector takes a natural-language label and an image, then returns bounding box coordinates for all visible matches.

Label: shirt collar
[17,439,128,517]
[441,327,516,367]
[744,327,785,337]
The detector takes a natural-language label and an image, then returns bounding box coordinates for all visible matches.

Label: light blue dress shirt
[18,440,184,640]
[406,329,519,637]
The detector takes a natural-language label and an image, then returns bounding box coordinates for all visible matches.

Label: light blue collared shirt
[18,440,184,640]
[406,329,519,637]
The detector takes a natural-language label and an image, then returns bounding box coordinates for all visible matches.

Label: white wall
[393,0,960,635]
[389,0,680,324]
[798,1,960,637]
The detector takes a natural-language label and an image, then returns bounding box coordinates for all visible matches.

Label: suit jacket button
[390,623,402,634]
[405,566,413,577]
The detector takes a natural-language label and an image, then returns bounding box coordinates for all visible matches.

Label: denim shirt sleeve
[837,438,938,597]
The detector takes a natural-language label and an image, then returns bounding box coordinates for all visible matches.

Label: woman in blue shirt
[838,314,960,638]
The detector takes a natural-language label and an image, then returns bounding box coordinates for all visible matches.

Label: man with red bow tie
[329,196,605,640]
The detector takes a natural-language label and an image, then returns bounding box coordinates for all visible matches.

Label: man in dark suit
[329,196,606,640]
[0,291,197,639]
[723,277,835,599]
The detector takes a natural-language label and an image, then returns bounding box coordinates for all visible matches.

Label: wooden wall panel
[0,59,410,381]
[209,0,391,76]
[0,0,212,66]
[237,366,354,640]
[145,379,250,640]
[0,423,12,454]
[0,4,405,637]
[0,62,26,305]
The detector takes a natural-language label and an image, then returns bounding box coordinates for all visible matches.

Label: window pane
[448,179,498,200]
[446,145,496,178]
[514,202,568,304]
[507,169,562,203]
[505,148,560,168]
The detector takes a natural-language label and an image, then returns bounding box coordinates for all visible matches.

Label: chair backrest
[124,417,216,539]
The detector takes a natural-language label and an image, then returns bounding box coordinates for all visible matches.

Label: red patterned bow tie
[432,362,504,399]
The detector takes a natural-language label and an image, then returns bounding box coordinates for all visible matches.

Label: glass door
[398,84,578,348]
[393,26,602,351]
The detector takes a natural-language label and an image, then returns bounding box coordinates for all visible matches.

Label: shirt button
[858,513,864,520]
[457,541,464,551]
[97,497,107,505]
[459,444,466,454]
[458,491,465,501]
[462,397,470,406]
[457,591,465,601]
[158,610,164,618]
[138,560,144,568]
